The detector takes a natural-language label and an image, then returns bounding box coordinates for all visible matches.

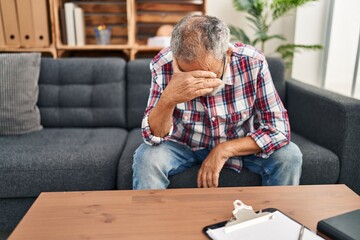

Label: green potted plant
[230,0,322,67]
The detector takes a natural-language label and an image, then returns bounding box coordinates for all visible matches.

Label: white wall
[355,49,360,99]
[207,0,360,99]
[324,0,360,97]
[206,0,296,57]
[292,0,360,99]
[291,0,330,86]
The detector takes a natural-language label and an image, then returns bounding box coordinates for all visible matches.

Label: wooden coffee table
[8,185,360,240]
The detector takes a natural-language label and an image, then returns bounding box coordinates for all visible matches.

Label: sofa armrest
[286,79,360,194]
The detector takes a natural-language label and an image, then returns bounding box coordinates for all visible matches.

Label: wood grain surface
[9,185,360,240]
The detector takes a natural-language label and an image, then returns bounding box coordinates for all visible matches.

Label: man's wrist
[216,141,236,159]
[160,90,177,109]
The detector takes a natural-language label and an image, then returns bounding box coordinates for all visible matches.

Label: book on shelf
[64,3,85,46]
[74,7,85,46]
[64,2,76,45]
[59,6,67,45]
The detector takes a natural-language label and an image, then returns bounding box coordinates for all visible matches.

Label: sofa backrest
[268,57,286,103]
[38,58,126,128]
[126,59,152,130]
[126,57,286,130]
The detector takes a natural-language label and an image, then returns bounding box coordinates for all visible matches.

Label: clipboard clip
[224,200,274,233]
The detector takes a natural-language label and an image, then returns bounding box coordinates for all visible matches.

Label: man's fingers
[201,79,222,88]
[197,169,203,188]
[206,173,214,188]
[212,172,219,188]
[192,78,221,89]
[191,70,216,79]
[172,58,181,73]
[202,171,208,188]
[194,88,214,97]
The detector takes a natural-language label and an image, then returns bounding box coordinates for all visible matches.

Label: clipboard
[203,200,324,240]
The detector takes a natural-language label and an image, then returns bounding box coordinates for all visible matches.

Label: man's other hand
[162,58,222,105]
[197,145,228,188]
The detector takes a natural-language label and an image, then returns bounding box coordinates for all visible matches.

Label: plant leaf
[276,44,323,60]
[232,0,253,12]
[229,25,251,44]
[271,0,318,20]
[262,34,287,42]
[233,0,265,18]
[249,0,265,17]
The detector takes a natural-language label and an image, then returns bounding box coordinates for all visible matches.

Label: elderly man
[132,15,302,189]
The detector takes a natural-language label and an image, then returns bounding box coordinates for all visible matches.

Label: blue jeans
[132,141,303,190]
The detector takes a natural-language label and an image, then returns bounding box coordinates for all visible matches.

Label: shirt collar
[222,62,234,85]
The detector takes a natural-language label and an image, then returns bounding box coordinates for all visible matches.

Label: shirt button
[211,117,216,122]
[183,116,188,121]
[242,113,247,118]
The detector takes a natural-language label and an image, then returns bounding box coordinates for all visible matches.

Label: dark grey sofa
[0,57,359,232]
[118,59,360,191]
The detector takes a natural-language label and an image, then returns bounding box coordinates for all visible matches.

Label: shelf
[133,45,163,51]
[0,0,206,60]
[0,46,54,52]
[0,45,57,56]
[57,44,131,50]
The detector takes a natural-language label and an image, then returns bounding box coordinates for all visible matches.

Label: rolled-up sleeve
[247,59,290,158]
[141,63,173,145]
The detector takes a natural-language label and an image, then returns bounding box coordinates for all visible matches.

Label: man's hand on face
[162,58,222,105]
[197,145,229,188]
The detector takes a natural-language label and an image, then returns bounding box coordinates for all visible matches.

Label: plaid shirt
[141,43,290,172]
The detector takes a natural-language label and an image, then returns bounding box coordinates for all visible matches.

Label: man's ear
[172,57,182,73]
[226,47,233,57]
[226,47,233,63]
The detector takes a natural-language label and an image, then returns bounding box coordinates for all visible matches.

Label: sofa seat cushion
[117,128,261,189]
[171,133,340,187]
[169,165,261,188]
[117,130,340,189]
[117,129,143,190]
[0,128,127,198]
[291,132,339,184]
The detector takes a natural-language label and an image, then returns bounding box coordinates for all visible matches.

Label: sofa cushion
[170,133,340,187]
[0,198,36,232]
[172,133,340,186]
[291,132,340,184]
[0,128,127,198]
[0,53,42,135]
[117,129,142,189]
[117,130,339,189]
[266,57,286,103]
[126,59,152,130]
[169,165,261,188]
[38,58,126,128]
[117,129,260,189]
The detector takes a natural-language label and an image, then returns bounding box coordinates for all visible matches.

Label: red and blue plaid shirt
[141,43,290,172]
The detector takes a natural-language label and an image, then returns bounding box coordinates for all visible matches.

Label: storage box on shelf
[0,0,57,57]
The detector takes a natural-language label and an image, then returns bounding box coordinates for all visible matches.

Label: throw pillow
[0,53,43,135]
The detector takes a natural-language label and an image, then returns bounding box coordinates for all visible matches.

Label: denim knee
[132,143,170,173]
[274,142,303,172]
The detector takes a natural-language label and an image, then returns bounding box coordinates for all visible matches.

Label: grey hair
[170,15,230,62]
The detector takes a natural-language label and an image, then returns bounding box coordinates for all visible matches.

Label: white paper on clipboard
[206,210,324,240]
